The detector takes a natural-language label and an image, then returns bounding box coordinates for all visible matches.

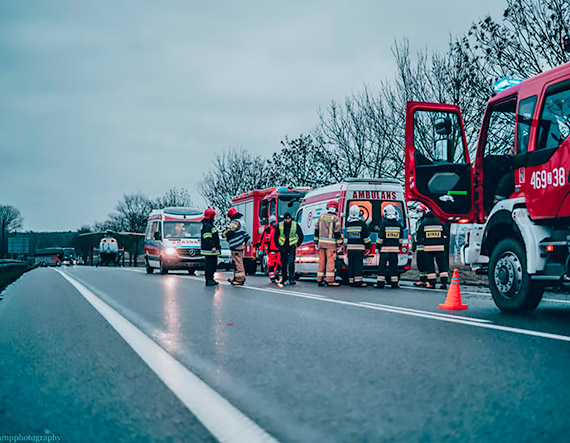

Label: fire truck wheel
[489,238,543,312]
[159,259,169,275]
[145,259,154,274]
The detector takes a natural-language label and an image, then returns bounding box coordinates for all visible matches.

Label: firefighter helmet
[227,207,238,218]
[348,205,361,221]
[327,200,339,214]
[204,208,216,220]
[383,204,398,220]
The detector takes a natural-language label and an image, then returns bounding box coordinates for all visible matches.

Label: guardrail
[0,260,34,294]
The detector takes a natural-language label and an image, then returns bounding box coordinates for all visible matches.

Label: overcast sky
[1,0,504,231]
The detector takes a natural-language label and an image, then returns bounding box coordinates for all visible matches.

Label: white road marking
[359,302,492,323]
[115,268,570,343]
[55,270,276,443]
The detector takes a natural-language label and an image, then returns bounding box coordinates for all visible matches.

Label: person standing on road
[416,209,449,289]
[375,205,403,289]
[223,207,250,286]
[200,208,221,286]
[260,215,281,283]
[413,203,429,287]
[274,212,303,287]
[314,200,343,287]
[345,205,371,287]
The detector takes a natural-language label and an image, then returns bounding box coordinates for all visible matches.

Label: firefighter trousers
[267,250,281,280]
[279,246,296,283]
[425,251,449,285]
[204,255,218,283]
[231,249,246,282]
[377,252,398,285]
[347,250,364,285]
[317,248,336,283]
[416,250,427,283]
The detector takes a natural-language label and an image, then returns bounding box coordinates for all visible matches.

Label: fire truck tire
[159,259,169,275]
[244,258,257,275]
[488,238,543,312]
[145,259,154,274]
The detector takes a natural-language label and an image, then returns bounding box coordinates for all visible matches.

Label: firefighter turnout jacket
[416,214,446,252]
[224,217,250,251]
[377,218,403,253]
[201,218,221,255]
[345,219,371,251]
[314,212,342,249]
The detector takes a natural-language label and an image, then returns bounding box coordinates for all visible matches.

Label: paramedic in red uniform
[200,208,221,286]
[314,200,343,287]
[375,204,403,288]
[260,215,281,283]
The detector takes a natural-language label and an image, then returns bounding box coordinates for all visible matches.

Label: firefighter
[413,203,429,287]
[260,215,281,283]
[223,207,250,286]
[274,212,303,286]
[314,200,343,287]
[375,204,403,289]
[416,208,449,289]
[345,205,371,287]
[200,208,221,286]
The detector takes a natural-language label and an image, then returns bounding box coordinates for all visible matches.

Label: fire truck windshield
[163,221,201,239]
[278,195,302,219]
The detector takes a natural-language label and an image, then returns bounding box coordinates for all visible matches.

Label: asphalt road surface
[2,266,570,442]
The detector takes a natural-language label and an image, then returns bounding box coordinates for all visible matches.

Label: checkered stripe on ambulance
[295,179,412,277]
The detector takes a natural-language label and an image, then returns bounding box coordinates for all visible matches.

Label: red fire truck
[405,61,570,312]
[231,186,311,274]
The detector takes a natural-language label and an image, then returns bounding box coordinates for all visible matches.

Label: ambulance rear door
[405,101,476,223]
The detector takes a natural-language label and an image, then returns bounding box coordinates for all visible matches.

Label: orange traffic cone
[439,269,467,310]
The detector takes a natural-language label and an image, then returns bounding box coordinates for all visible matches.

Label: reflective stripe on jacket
[314,213,342,249]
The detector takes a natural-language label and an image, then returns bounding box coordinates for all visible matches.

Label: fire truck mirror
[434,117,452,136]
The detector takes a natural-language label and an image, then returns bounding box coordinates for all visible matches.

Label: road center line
[55,270,276,443]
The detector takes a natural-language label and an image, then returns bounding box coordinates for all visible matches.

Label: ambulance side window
[145,222,153,240]
[150,222,160,239]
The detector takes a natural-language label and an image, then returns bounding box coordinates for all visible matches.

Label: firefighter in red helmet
[201,208,220,286]
[314,200,342,286]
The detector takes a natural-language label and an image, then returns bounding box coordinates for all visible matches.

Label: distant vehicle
[144,207,204,275]
[34,248,65,267]
[231,186,312,274]
[296,178,412,282]
[79,231,144,267]
[62,247,77,265]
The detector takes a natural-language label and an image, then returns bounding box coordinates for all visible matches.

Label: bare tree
[199,148,274,218]
[0,205,23,258]
[154,187,194,209]
[114,192,153,233]
[271,134,335,188]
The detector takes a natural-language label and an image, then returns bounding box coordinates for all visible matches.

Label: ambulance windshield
[347,200,405,232]
[163,221,201,239]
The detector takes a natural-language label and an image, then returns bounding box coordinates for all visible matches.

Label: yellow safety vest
[278,221,298,246]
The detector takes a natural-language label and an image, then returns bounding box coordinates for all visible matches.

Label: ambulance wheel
[488,238,543,312]
[159,259,169,275]
[187,269,196,275]
[145,259,154,274]
[245,259,257,275]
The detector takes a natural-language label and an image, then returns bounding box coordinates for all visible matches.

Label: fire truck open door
[405,101,477,223]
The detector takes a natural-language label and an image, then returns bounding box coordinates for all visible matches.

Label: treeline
[200,0,570,217]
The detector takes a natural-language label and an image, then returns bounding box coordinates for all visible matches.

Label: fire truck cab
[295,178,412,281]
[405,61,570,312]
[232,186,311,274]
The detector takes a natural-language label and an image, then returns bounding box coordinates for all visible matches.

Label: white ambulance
[295,178,412,281]
[144,207,204,275]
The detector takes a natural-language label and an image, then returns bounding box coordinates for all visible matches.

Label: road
[1,266,570,442]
